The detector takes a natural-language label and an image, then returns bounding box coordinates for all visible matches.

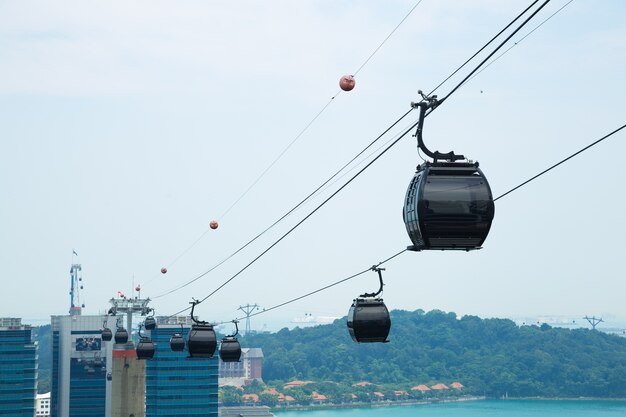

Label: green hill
[241,309,626,398]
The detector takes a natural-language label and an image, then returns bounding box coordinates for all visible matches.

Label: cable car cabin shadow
[403,162,494,251]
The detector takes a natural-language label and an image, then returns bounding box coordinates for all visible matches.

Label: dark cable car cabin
[219,321,241,362]
[403,162,494,251]
[346,267,391,343]
[169,333,185,352]
[114,327,128,344]
[348,298,390,343]
[101,327,112,342]
[187,323,217,358]
[136,324,155,360]
[187,300,217,358]
[219,337,241,362]
[403,93,494,251]
[144,316,156,331]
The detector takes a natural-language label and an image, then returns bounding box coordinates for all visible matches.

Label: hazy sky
[1,1,625,331]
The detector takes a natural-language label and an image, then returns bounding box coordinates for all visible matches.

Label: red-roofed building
[242,394,259,403]
[283,380,314,389]
[373,392,384,398]
[394,390,409,397]
[352,381,374,387]
[451,382,464,389]
[311,391,327,404]
[431,383,449,390]
[411,384,431,392]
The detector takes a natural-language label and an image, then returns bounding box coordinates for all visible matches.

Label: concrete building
[50,314,112,417]
[218,348,263,387]
[0,317,38,417]
[36,392,51,417]
[145,316,218,417]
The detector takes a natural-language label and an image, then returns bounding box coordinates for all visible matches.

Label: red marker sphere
[339,75,355,91]
[210,220,219,230]
[160,267,167,274]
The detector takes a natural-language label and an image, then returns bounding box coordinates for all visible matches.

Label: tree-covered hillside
[241,309,626,398]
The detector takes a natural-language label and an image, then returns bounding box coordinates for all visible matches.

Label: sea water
[274,400,626,417]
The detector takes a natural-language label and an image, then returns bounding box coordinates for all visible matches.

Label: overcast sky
[1,0,625,331]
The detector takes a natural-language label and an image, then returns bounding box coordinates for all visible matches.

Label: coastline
[271,395,486,413]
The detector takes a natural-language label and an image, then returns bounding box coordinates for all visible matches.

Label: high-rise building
[0,317,38,417]
[145,317,218,417]
[50,315,112,417]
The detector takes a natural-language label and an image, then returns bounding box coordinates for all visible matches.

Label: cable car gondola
[347,267,391,343]
[187,300,217,358]
[114,318,128,344]
[144,315,156,331]
[219,321,241,362]
[403,93,495,251]
[101,327,112,342]
[169,326,185,352]
[136,324,155,360]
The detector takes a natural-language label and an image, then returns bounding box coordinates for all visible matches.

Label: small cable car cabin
[187,324,217,358]
[101,327,112,342]
[114,327,128,344]
[170,333,185,352]
[219,337,242,362]
[136,337,155,359]
[347,298,391,343]
[403,161,494,251]
[144,316,156,330]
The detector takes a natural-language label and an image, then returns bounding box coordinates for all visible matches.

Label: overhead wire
[210,121,626,326]
[152,0,550,299]
[463,0,575,87]
[152,108,415,299]
[152,0,426,277]
[170,0,553,315]
[494,122,626,202]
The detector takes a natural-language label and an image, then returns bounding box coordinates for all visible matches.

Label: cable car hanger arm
[411,91,465,162]
[360,267,385,298]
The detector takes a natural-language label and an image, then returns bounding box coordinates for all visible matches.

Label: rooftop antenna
[583,315,604,330]
[69,252,84,315]
[238,303,260,335]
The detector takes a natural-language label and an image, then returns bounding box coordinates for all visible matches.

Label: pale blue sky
[1,1,625,331]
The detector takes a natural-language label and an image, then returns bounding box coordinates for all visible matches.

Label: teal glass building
[0,318,38,417]
[50,315,110,417]
[146,320,218,417]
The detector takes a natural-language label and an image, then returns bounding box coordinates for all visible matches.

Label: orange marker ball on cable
[210,220,219,230]
[339,75,355,91]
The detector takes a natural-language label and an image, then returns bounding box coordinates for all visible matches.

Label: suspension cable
[152,0,551,299]
[159,0,554,315]
[495,122,626,202]
[155,1,426,275]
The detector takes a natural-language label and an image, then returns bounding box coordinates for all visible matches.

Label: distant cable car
[210,220,219,230]
[403,92,494,251]
[144,315,156,331]
[101,327,112,342]
[347,267,391,343]
[107,372,112,381]
[187,300,217,358]
[114,318,128,344]
[136,325,155,360]
[219,321,241,363]
[170,326,185,352]
[161,267,167,274]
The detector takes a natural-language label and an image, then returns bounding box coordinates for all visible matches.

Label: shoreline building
[218,348,263,387]
[0,317,38,417]
[145,316,218,417]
